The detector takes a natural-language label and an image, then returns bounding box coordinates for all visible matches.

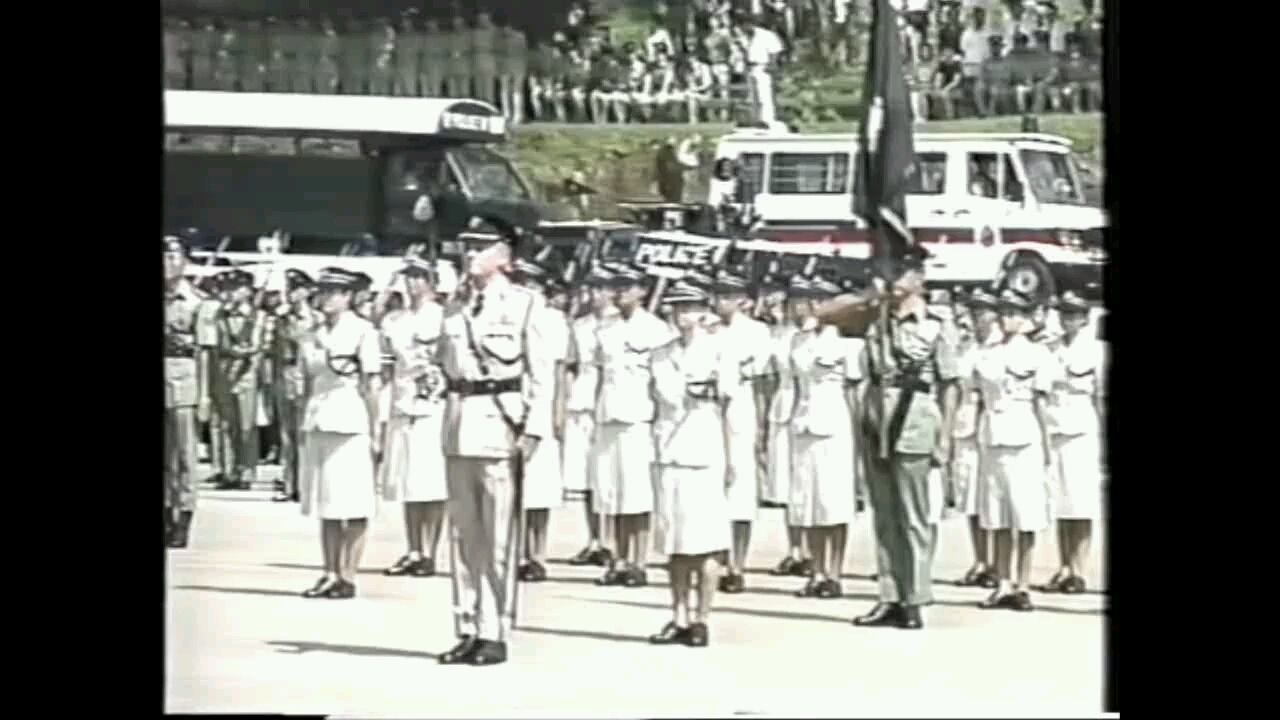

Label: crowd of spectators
[162,1,1104,126]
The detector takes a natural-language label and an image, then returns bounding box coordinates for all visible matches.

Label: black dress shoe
[770,557,800,576]
[468,640,508,666]
[1060,576,1086,594]
[977,570,999,589]
[685,622,709,647]
[384,555,423,576]
[325,579,356,599]
[521,561,546,582]
[412,557,436,577]
[956,566,988,587]
[166,511,193,548]
[1033,570,1069,593]
[438,636,477,664]
[727,573,746,593]
[594,568,623,586]
[649,622,690,645]
[794,577,820,597]
[853,602,903,627]
[792,558,814,577]
[1012,591,1035,611]
[621,567,647,588]
[302,576,339,598]
[271,491,293,502]
[898,605,924,629]
[978,592,1021,610]
[816,578,843,599]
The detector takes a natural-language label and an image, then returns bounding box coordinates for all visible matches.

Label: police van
[707,128,1106,298]
[165,90,540,257]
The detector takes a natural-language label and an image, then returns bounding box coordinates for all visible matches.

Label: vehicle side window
[1001,154,1025,203]
[735,152,765,203]
[967,152,998,198]
[909,152,948,195]
[767,153,851,194]
[387,150,451,194]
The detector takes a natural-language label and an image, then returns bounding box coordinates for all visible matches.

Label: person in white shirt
[379,258,450,580]
[683,52,716,123]
[735,11,784,125]
[959,6,991,78]
[1039,291,1104,595]
[973,288,1057,613]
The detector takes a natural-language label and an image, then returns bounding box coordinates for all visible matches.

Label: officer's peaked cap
[872,244,931,282]
[966,287,998,309]
[1056,290,1091,314]
[595,262,648,289]
[316,266,369,290]
[997,287,1036,312]
[285,268,314,290]
[787,274,842,299]
[163,235,189,256]
[219,268,255,289]
[402,255,436,278]
[662,278,715,308]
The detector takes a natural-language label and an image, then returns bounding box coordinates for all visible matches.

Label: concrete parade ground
[166,464,1109,718]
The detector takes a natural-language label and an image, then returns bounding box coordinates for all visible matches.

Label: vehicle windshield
[448,145,532,202]
[1018,149,1083,205]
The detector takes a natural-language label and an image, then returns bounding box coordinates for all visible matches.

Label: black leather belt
[686,380,719,401]
[447,378,522,396]
[874,378,934,393]
[165,347,196,359]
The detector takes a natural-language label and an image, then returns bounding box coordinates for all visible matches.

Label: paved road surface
[168,465,1108,717]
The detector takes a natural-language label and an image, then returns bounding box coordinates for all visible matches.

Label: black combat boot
[167,511,194,549]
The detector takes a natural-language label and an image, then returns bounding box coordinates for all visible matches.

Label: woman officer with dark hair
[297,267,383,599]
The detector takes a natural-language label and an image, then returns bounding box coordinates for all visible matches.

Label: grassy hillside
[505,113,1104,220]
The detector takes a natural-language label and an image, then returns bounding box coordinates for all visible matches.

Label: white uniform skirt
[380,414,447,504]
[725,425,758,521]
[952,436,984,517]
[300,431,378,520]
[788,431,857,528]
[561,411,594,494]
[654,464,731,556]
[523,434,564,511]
[760,422,792,505]
[1049,433,1104,520]
[979,445,1052,532]
[592,422,656,516]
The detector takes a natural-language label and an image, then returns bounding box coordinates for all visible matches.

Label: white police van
[707,127,1106,298]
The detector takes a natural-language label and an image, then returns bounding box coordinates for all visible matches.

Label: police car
[707,127,1107,299]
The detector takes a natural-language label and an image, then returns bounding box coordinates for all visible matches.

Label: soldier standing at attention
[648,277,734,648]
[289,17,315,93]
[592,268,674,588]
[422,19,446,98]
[849,247,962,630]
[272,270,318,503]
[239,17,268,93]
[370,17,397,96]
[762,292,813,577]
[434,222,556,668]
[316,15,342,94]
[496,22,528,123]
[190,17,219,90]
[379,257,450,577]
[395,10,423,97]
[564,284,618,568]
[710,280,770,594]
[443,14,472,98]
[196,272,226,482]
[471,12,499,107]
[344,17,370,95]
[164,237,205,548]
[164,16,190,89]
[214,269,267,490]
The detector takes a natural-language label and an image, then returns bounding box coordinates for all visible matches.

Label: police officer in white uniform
[435,221,556,667]
[592,264,674,588]
[380,256,451,578]
[761,291,813,577]
[1040,290,1105,595]
[709,274,771,594]
[564,284,620,568]
[648,277,734,648]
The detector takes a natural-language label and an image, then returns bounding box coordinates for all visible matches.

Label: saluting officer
[435,220,556,667]
[164,237,205,548]
[852,247,962,630]
[271,269,319,503]
[214,269,266,490]
[380,256,450,577]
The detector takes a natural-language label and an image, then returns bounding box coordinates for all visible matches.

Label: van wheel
[1004,255,1055,301]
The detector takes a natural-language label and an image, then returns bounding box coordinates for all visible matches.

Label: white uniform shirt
[975,335,1056,448]
[745,27,784,68]
[566,313,611,413]
[952,332,1004,440]
[594,308,674,425]
[789,325,851,437]
[382,301,446,419]
[301,311,382,434]
[1047,331,1105,437]
[716,314,771,430]
[650,332,732,467]
[767,324,798,425]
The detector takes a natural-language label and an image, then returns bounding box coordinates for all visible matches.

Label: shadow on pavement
[517,624,652,645]
[172,584,301,598]
[266,562,449,579]
[267,640,437,660]
[570,591,1103,620]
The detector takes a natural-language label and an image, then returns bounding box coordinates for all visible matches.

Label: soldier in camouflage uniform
[316,16,342,94]
[190,17,219,90]
[238,17,268,92]
[343,17,370,95]
[443,14,471,98]
[852,248,962,631]
[496,21,527,122]
[422,19,446,98]
[471,12,498,106]
[370,17,397,96]
[395,10,423,97]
